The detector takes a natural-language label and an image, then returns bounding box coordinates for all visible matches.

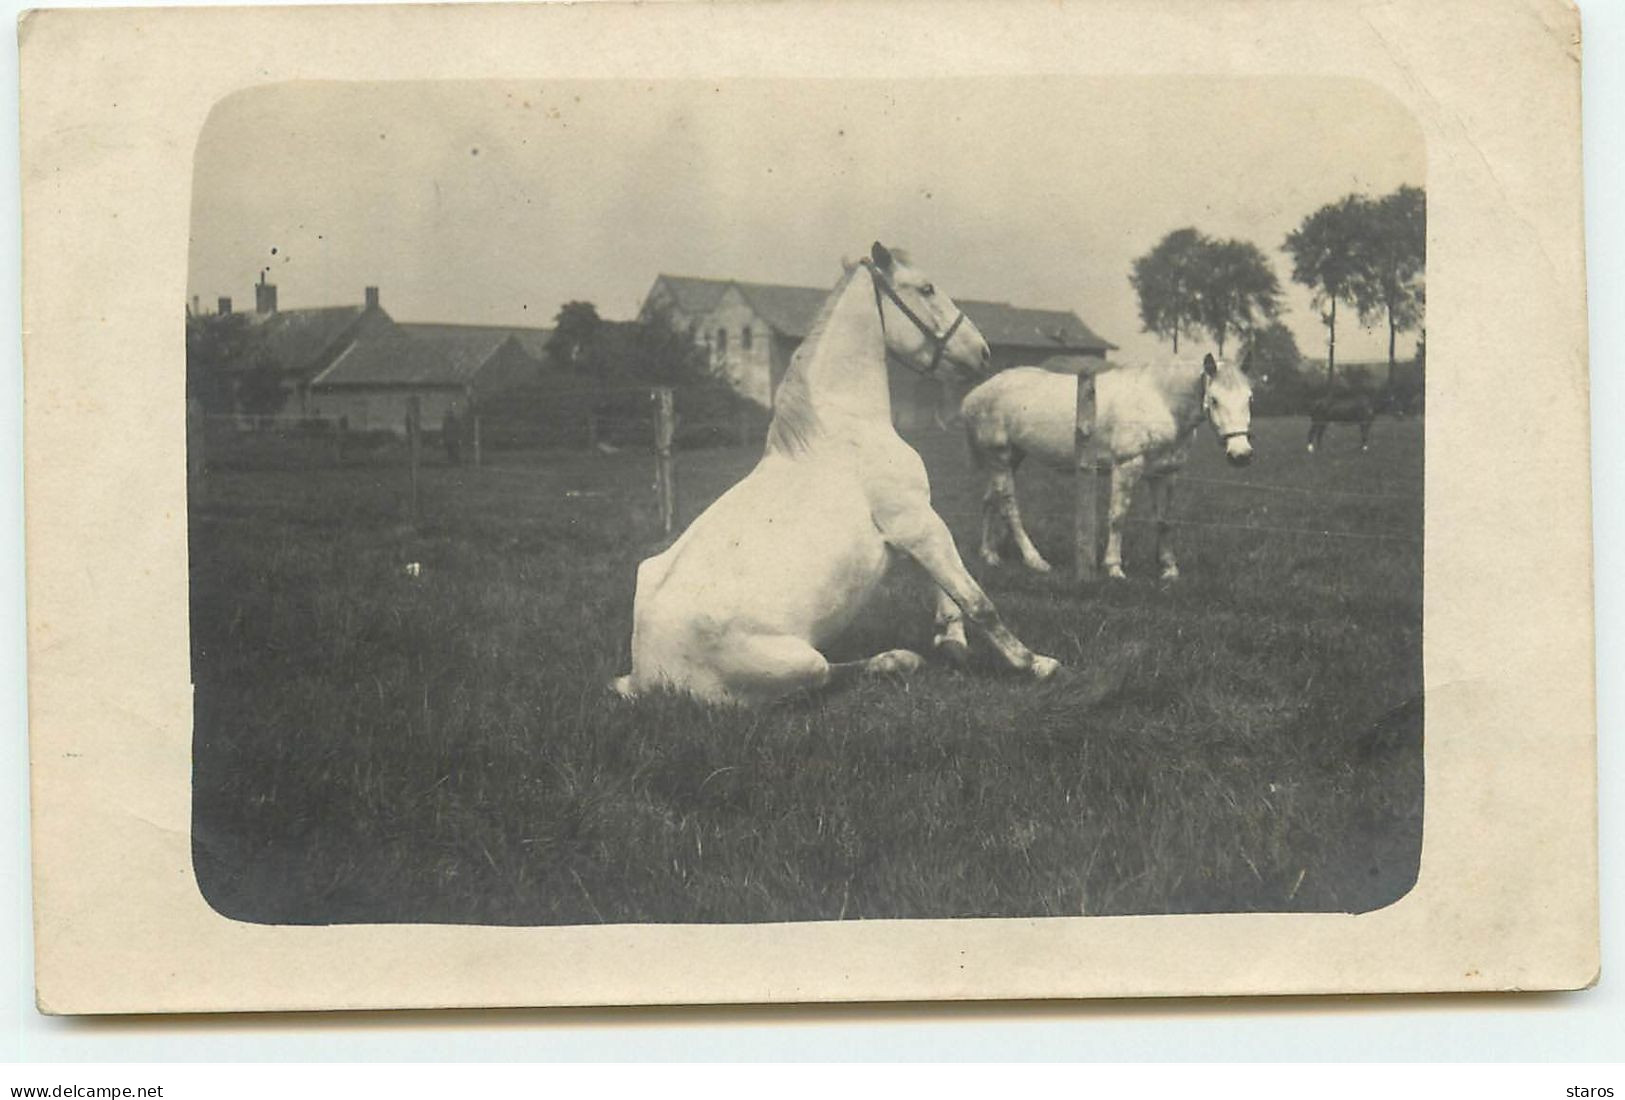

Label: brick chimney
[364,286,380,311]
[217,296,232,315]
[255,273,278,315]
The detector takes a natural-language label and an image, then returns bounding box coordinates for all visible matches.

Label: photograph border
[21,0,1596,1014]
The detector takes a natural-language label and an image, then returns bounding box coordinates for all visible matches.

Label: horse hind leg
[714,630,926,703]
[827,648,927,687]
[1102,457,1145,580]
[705,631,834,704]
[1150,474,1179,580]
[979,479,1007,567]
[977,445,1020,567]
[993,460,1051,573]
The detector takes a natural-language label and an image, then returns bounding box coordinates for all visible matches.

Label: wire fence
[189,383,1422,552]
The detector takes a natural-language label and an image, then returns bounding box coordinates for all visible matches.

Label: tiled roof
[651,275,734,316]
[312,333,513,388]
[651,275,1115,352]
[240,305,368,374]
[395,322,552,361]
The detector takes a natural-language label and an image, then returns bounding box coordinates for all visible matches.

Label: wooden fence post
[652,386,677,535]
[1073,362,1112,583]
[406,396,422,526]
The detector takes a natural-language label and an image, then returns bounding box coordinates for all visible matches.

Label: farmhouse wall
[310,388,468,433]
[703,287,775,407]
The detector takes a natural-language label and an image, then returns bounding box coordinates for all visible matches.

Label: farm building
[223,279,399,415]
[642,274,1115,429]
[307,331,545,433]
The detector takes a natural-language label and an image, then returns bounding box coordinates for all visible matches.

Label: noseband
[1201,372,1252,443]
[862,259,969,377]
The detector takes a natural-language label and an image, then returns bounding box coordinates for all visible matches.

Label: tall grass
[191,416,1422,924]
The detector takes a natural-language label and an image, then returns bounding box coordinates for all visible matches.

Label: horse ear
[871,241,895,273]
[1203,353,1218,377]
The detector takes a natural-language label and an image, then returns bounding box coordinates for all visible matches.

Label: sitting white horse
[615,243,1060,705]
[962,354,1254,580]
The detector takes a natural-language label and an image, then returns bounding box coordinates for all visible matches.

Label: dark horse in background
[1306,386,1401,453]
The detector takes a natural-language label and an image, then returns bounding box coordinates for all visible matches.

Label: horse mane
[1119,358,1209,432]
[764,263,865,456]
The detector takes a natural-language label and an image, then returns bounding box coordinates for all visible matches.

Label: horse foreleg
[1307,420,1322,453]
[884,510,1058,679]
[1102,457,1145,580]
[1360,420,1373,452]
[1151,474,1179,580]
[931,584,970,667]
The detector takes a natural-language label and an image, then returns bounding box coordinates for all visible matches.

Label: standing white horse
[962,354,1254,580]
[614,243,1060,705]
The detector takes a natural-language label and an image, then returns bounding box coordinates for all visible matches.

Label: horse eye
[920,283,935,296]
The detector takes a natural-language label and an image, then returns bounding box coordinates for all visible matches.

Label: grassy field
[190,413,1423,925]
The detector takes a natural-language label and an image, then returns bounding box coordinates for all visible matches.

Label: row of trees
[1130,185,1425,385]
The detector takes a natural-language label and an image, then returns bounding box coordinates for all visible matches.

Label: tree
[546,301,606,377]
[1129,227,1207,353]
[1283,194,1369,385]
[1350,185,1426,383]
[627,303,710,387]
[1238,320,1303,380]
[185,309,256,415]
[1193,238,1282,356]
[236,355,288,420]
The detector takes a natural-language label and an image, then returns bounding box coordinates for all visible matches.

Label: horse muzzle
[1222,431,1254,466]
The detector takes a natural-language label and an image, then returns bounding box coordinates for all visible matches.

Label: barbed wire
[1172,474,1422,503]
[928,507,1419,545]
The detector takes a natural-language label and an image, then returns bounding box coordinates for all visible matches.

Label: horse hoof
[1029,655,1062,681]
[871,649,925,676]
[980,550,1003,568]
[1027,558,1053,574]
[1306,444,1316,454]
[1106,566,1128,581]
[611,674,636,699]
[1159,565,1181,582]
[933,635,971,668]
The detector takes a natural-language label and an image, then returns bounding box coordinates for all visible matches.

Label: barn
[642,274,1115,429]
[223,280,398,416]
[307,331,543,433]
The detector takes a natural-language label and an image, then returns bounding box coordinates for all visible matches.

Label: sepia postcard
[20,0,1597,1014]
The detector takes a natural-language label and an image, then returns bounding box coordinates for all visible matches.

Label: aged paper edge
[19,0,1598,1014]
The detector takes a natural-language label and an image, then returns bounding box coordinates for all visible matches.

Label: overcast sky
[190,78,1425,363]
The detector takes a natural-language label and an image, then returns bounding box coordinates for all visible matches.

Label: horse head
[864,241,991,381]
[1203,353,1254,466]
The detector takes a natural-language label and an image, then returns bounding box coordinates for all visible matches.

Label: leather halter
[1201,369,1252,442]
[862,259,969,377]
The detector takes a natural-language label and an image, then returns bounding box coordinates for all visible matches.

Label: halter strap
[1200,370,1252,441]
[861,259,968,377]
